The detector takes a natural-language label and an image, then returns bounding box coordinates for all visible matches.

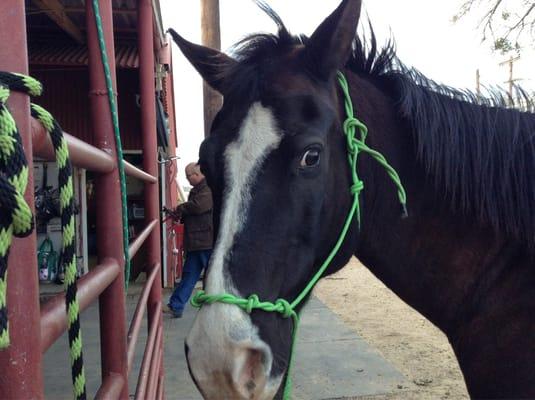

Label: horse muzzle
[185,304,283,400]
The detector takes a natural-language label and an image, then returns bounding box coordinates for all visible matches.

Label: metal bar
[162,39,180,288]
[138,0,163,372]
[151,0,166,49]
[126,263,160,374]
[94,373,125,400]
[156,375,164,400]
[157,317,165,400]
[40,258,120,352]
[0,1,44,398]
[124,159,157,183]
[87,1,129,398]
[31,118,115,173]
[134,303,162,400]
[146,327,163,399]
[32,117,157,182]
[160,162,168,286]
[128,219,158,259]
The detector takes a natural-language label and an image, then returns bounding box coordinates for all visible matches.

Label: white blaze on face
[186,102,284,400]
[206,101,282,294]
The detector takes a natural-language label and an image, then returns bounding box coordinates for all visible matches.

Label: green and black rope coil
[0,73,36,349]
[0,72,86,400]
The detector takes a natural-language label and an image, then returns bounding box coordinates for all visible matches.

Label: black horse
[169,0,535,398]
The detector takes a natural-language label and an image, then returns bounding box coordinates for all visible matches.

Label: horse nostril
[232,345,272,399]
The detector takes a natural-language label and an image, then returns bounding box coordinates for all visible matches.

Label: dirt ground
[313,257,469,400]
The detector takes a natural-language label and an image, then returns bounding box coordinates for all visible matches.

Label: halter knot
[343,116,364,132]
[190,290,207,308]
[245,294,260,314]
[343,117,368,135]
[274,298,294,319]
[350,180,364,195]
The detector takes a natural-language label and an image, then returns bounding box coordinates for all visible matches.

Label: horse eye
[300,148,321,168]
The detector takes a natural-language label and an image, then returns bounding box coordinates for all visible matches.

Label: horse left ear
[168,28,237,94]
[304,0,362,81]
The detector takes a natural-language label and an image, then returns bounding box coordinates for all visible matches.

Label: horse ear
[168,28,237,94]
[304,0,362,81]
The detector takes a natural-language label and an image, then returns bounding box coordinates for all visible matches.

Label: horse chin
[199,374,283,400]
[263,375,285,400]
[187,359,284,400]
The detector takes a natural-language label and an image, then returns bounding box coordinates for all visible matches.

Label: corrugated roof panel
[29,68,142,151]
[29,43,139,68]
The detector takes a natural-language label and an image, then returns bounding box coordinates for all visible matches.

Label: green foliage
[454,0,535,55]
[493,37,521,54]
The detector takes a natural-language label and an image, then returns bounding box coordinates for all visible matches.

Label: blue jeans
[168,249,212,314]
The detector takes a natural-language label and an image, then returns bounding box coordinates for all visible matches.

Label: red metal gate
[0,1,167,398]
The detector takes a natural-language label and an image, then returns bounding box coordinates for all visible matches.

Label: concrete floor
[42,285,407,399]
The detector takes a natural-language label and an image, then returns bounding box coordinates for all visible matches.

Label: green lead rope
[0,72,86,400]
[191,71,407,399]
[91,0,130,288]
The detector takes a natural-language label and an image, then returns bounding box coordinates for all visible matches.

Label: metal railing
[40,258,121,352]
[0,0,167,398]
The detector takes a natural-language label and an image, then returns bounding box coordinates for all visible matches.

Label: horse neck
[346,75,514,337]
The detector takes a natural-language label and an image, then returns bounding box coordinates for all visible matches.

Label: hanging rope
[0,73,36,349]
[91,0,130,288]
[0,72,87,400]
[191,71,408,399]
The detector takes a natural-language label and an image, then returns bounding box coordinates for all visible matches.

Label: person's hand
[162,206,181,221]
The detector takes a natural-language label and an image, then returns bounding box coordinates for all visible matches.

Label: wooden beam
[31,0,85,44]
[201,0,222,137]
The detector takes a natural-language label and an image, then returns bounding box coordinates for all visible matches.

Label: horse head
[171,1,363,398]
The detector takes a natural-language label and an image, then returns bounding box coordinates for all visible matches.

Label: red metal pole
[162,37,179,288]
[86,1,129,398]
[127,263,160,375]
[94,373,125,400]
[146,327,163,399]
[0,1,44,398]
[134,303,162,400]
[138,0,162,336]
[156,375,164,400]
[124,160,158,183]
[31,118,116,173]
[128,219,159,259]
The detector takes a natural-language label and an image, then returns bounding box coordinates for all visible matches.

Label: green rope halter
[191,71,407,399]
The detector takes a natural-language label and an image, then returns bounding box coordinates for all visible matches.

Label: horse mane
[232,3,535,247]
[347,34,535,246]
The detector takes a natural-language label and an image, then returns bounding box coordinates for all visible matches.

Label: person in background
[164,162,213,318]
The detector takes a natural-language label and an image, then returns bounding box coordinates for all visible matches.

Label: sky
[160,0,534,190]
